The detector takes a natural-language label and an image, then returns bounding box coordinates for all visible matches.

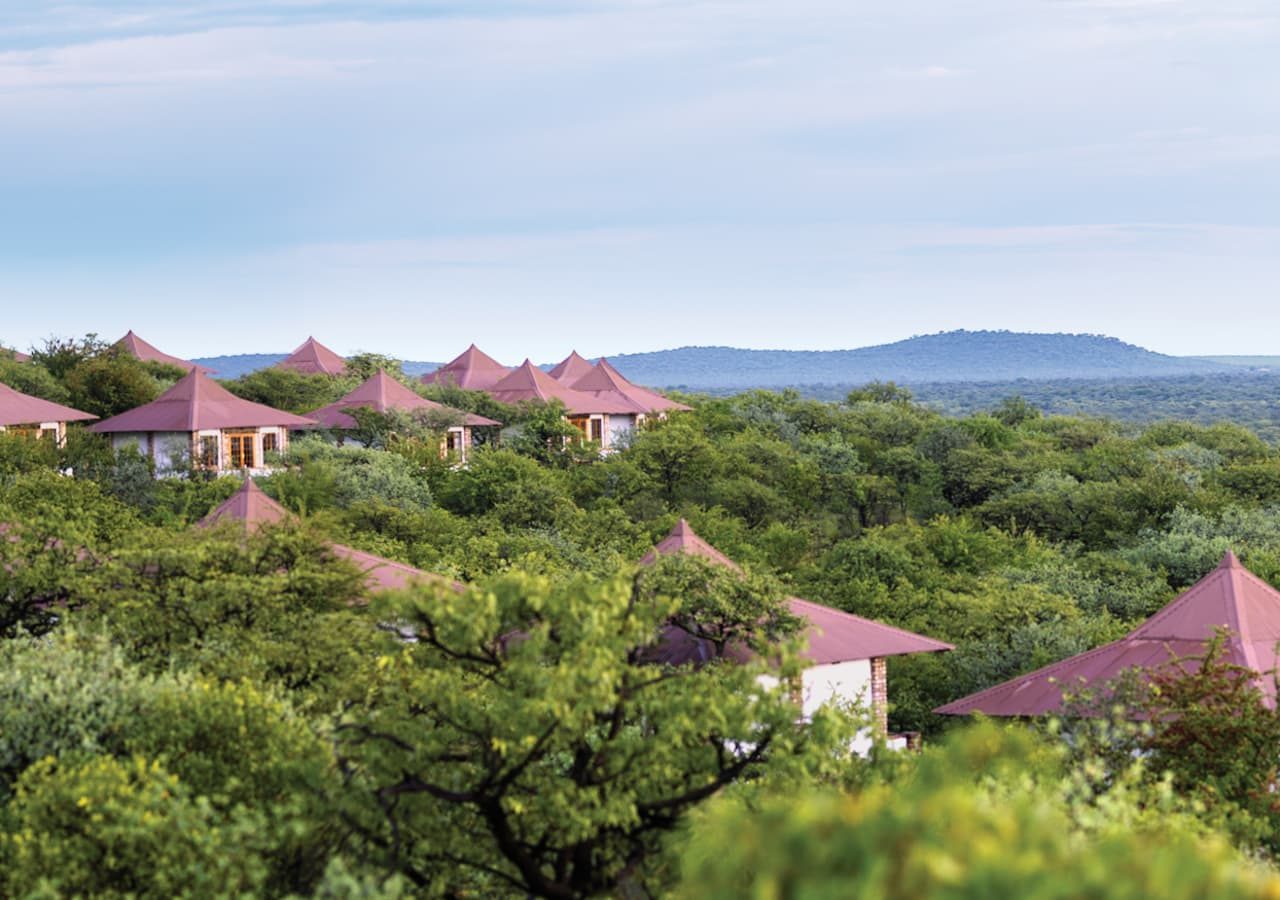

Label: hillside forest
[6,338,1280,896]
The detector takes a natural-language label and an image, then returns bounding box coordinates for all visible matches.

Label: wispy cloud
[1,0,1278,356]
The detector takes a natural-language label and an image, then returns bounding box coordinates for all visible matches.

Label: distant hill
[195,331,1236,388]
[607,331,1236,389]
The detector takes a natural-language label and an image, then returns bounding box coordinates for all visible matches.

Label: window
[567,415,590,436]
[39,427,58,442]
[589,417,604,443]
[227,431,255,469]
[198,435,219,468]
[262,432,278,455]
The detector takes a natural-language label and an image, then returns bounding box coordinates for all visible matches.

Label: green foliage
[337,572,856,897]
[76,524,387,704]
[269,436,434,513]
[0,755,268,898]
[222,366,356,414]
[634,552,801,658]
[0,354,69,403]
[1138,634,1280,852]
[677,723,1279,899]
[0,630,340,892]
[63,353,184,418]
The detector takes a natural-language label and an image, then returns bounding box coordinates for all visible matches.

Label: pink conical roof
[307,370,499,429]
[91,370,316,433]
[572,359,691,413]
[198,478,463,594]
[489,360,636,415]
[548,351,596,384]
[115,330,212,374]
[639,519,951,664]
[198,477,290,531]
[936,551,1280,716]
[0,381,96,427]
[421,344,511,391]
[276,337,347,376]
[3,347,30,363]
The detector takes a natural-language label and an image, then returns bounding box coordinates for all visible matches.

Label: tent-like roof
[936,551,1280,717]
[276,337,347,376]
[571,358,692,415]
[306,369,499,430]
[198,478,463,594]
[0,381,96,427]
[2,347,30,363]
[91,370,316,433]
[489,360,636,416]
[114,330,212,374]
[639,519,952,665]
[421,344,511,391]
[198,477,291,530]
[548,351,596,385]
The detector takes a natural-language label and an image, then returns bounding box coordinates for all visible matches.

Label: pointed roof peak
[198,477,292,530]
[548,350,596,384]
[114,330,211,374]
[277,336,347,376]
[570,358,691,414]
[937,553,1280,717]
[421,344,511,390]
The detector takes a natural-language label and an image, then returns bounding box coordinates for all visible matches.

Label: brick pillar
[870,657,889,736]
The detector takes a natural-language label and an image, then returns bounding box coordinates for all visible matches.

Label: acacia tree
[336,571,852,898]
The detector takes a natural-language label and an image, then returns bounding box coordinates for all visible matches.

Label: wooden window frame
[226,430,256,470]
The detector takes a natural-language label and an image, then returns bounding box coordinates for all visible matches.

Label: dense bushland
[7,347,1280,895]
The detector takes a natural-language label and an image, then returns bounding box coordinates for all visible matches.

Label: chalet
[639,519,951,750]
[548,350,595,385]
[200,478,463,596]
[306,369,500,462]
[276,337,348,376]
[569,358,691,445]
[936,551,1280,717]
[114,330,212,374]
[91,370,315,475]
[421,344,511,391]
[488,360,636,449]
[0,381,96,445]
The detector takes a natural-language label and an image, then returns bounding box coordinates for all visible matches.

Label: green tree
[337,571,852,897]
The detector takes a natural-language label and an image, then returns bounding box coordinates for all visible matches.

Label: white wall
[605,413,637,449]
[801,659,873,718]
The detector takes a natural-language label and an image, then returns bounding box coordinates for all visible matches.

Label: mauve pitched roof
[572,359,692,414]
[198,478,464,594]
[307,370,500,430]
[421,344,511,391]
[936,551,1280,716]
[115,330,212,374]
[3,348,30,363]
[489,360,636,416]
[91,370,316,433]
[198,478,290,530]
[277,337,347,376]
[548,351,596,384]
[639,519,952,665]
[0,381,96,427]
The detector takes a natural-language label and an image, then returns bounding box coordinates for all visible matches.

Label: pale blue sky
[2,1,1277,360]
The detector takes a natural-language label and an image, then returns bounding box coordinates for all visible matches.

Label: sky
[1,0,1278,362]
